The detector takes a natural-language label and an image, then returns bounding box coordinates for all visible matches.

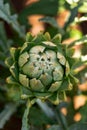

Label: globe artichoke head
[5,32,78,104]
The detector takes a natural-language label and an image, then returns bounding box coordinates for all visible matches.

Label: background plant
[0,0,87,130]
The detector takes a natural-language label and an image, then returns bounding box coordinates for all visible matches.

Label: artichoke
[5,32,78,104]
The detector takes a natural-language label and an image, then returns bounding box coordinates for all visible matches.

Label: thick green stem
[21,100,31,130]
[57,106,68,130]
[21,99,36,130]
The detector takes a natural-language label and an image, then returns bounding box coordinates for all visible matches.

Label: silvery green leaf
[0,0,25,37]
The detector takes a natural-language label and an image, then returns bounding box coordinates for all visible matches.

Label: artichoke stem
[56,106,68,130]
[21,99,36,130]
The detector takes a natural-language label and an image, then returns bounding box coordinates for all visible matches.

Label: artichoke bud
[18,52,29,67]
[5,32,78,105]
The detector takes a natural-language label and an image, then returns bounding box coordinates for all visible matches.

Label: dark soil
[2,115,21,130]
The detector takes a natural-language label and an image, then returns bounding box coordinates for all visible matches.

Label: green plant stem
[21,99,36,130]
[36,99,55,118]
[56,106,68,130]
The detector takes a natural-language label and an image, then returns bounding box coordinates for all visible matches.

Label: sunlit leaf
[68,35,87,47]
[75,16,87,23]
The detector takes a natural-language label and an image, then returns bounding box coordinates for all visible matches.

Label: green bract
[5,32,78,104]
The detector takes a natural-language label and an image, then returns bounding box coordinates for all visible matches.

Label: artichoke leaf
[58,78,72,91]
[30,78,44,91]
[57,52,66,65]
[58,91,66,101]
[30,67,42,78]
[39,73,52,87]
[5,32,79,102]
[65,61,70,76]
[52,34,61,45]
[32,32,45,43]
[22,62,42,78]
[69,74,79,85]
[29,45,45,54]
[10,63,18,80]
[22,62,34,76]
[6,76,19,85]
[20,42,29,53]
[29,54,40,62]
[66,48,75,57]
[44,32,51,41]
[48,92,59,105]
[19,73,29,87]
[48,81,62,92]
[42,41,56,47]
[5,57,13,67]
[45,50,56,61]
[33,91,52,99]
[53,64,63,81]
[26,32,34,42]
[10,47,20,61]
[18,52,29,67]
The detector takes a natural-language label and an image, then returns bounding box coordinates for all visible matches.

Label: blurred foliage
[0,0,87,130]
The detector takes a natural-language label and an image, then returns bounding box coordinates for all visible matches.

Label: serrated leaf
[0,0,25,37]
[69,123,87,130]
[58,78,72,91]
[64,2,82,30]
